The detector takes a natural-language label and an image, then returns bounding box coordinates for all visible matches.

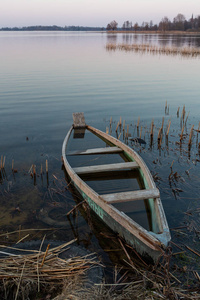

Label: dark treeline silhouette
[107,13,200,32]
[1,13,200,32]
[0,25,104,31]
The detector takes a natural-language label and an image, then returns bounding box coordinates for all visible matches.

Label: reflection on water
[0,32,200,275]
[113,32,200,48]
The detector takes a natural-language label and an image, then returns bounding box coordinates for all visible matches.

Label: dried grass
[0,239,102,299]
[106,43,200,58]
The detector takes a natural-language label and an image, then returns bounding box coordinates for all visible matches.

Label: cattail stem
[177,107,180,117]
[188,125,194,146]
[3,156,5,169]
[185,112,190,125]
[180,125,184,141]
[165,101,167,113]
[158,128,162,141]
[127,124,129,137]
[123,120,125,132]
[115,122,119,132]
[150,120,154,137]
[46,160,48,174]
[137,117,140,129]
[140,126,142,139]
[161,117,164,132]
[0,155,3,169]
[166,120,171,137]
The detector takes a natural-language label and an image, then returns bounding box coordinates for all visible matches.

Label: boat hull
[73,181,162,263]
[62,122,171,263]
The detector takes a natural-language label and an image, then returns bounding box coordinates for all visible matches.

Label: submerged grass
[106,43,200,57]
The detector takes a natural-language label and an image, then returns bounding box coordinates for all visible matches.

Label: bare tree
[133,22,139,31]
[159,16,171,32]
[173,13,186,30]
[106,20,118,31]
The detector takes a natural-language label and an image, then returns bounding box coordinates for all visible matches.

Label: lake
[0,31,200,273]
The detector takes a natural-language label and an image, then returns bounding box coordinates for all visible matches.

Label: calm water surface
[0,31,200,269]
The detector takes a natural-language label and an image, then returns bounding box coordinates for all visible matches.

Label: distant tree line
[1,14,200,32]
[0,25,104,31]
[107,13,200,32]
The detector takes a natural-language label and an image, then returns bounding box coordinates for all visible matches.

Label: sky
[0,0,200,28]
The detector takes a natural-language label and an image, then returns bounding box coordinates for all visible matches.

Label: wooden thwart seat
[73,161,139,175]
[101,188,160,203]
[68,146,123,156]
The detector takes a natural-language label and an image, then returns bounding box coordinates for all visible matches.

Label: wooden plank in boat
[68,147,123,156]
[73,161,139,175]
[101,188,160,203]
[73,112,86,128]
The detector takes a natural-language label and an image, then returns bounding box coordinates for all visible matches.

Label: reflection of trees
[122,34,133,43]
[106,34,117,44]
[107,32,200,50]
[171,36,186,47]
[159,35,171,47]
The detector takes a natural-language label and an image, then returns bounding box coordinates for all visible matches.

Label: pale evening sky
[0,0,199,28]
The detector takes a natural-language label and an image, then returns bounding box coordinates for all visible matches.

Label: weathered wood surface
[62,124,171,256]
[101,188,160,203]
[73,112,86,128]
[87,125,155,189]
[73,161,139,175]
[68,146,123,156]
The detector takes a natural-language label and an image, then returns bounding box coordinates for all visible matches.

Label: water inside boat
[66,129,153,231]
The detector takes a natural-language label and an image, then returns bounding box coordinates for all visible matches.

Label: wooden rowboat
[62,113,171,262]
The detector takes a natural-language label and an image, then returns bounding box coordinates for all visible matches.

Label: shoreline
[106,30,200,35]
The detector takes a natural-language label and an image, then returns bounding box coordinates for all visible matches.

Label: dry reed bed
[0,239,101,299]
[106,43,200,57]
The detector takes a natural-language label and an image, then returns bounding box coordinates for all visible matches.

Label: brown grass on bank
[0,239,102,300]
[106,30,200,36]
[54,249,200,300]
[106,43,200,57]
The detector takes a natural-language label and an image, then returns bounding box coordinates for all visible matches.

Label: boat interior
[66,128,162,233]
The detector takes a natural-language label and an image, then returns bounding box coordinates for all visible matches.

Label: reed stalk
[115,122,119,132]
[46,160,48,174]
[139,126,142,139]
[166,120,171,137]
[0,155,3,169]
[106,43,200,58]
[127,124,129,137]
[157,128,162,141]
[150,120,154,137]
[161,117,164,132]
[3,156,5,169]
[123,120,125,132]
[180,125,185,141]
[137,117,140,129]
[188,125,194,146]
[177,107,180,117]
[32,164,36,177]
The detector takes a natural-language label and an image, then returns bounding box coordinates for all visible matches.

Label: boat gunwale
[62,124,170,252]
